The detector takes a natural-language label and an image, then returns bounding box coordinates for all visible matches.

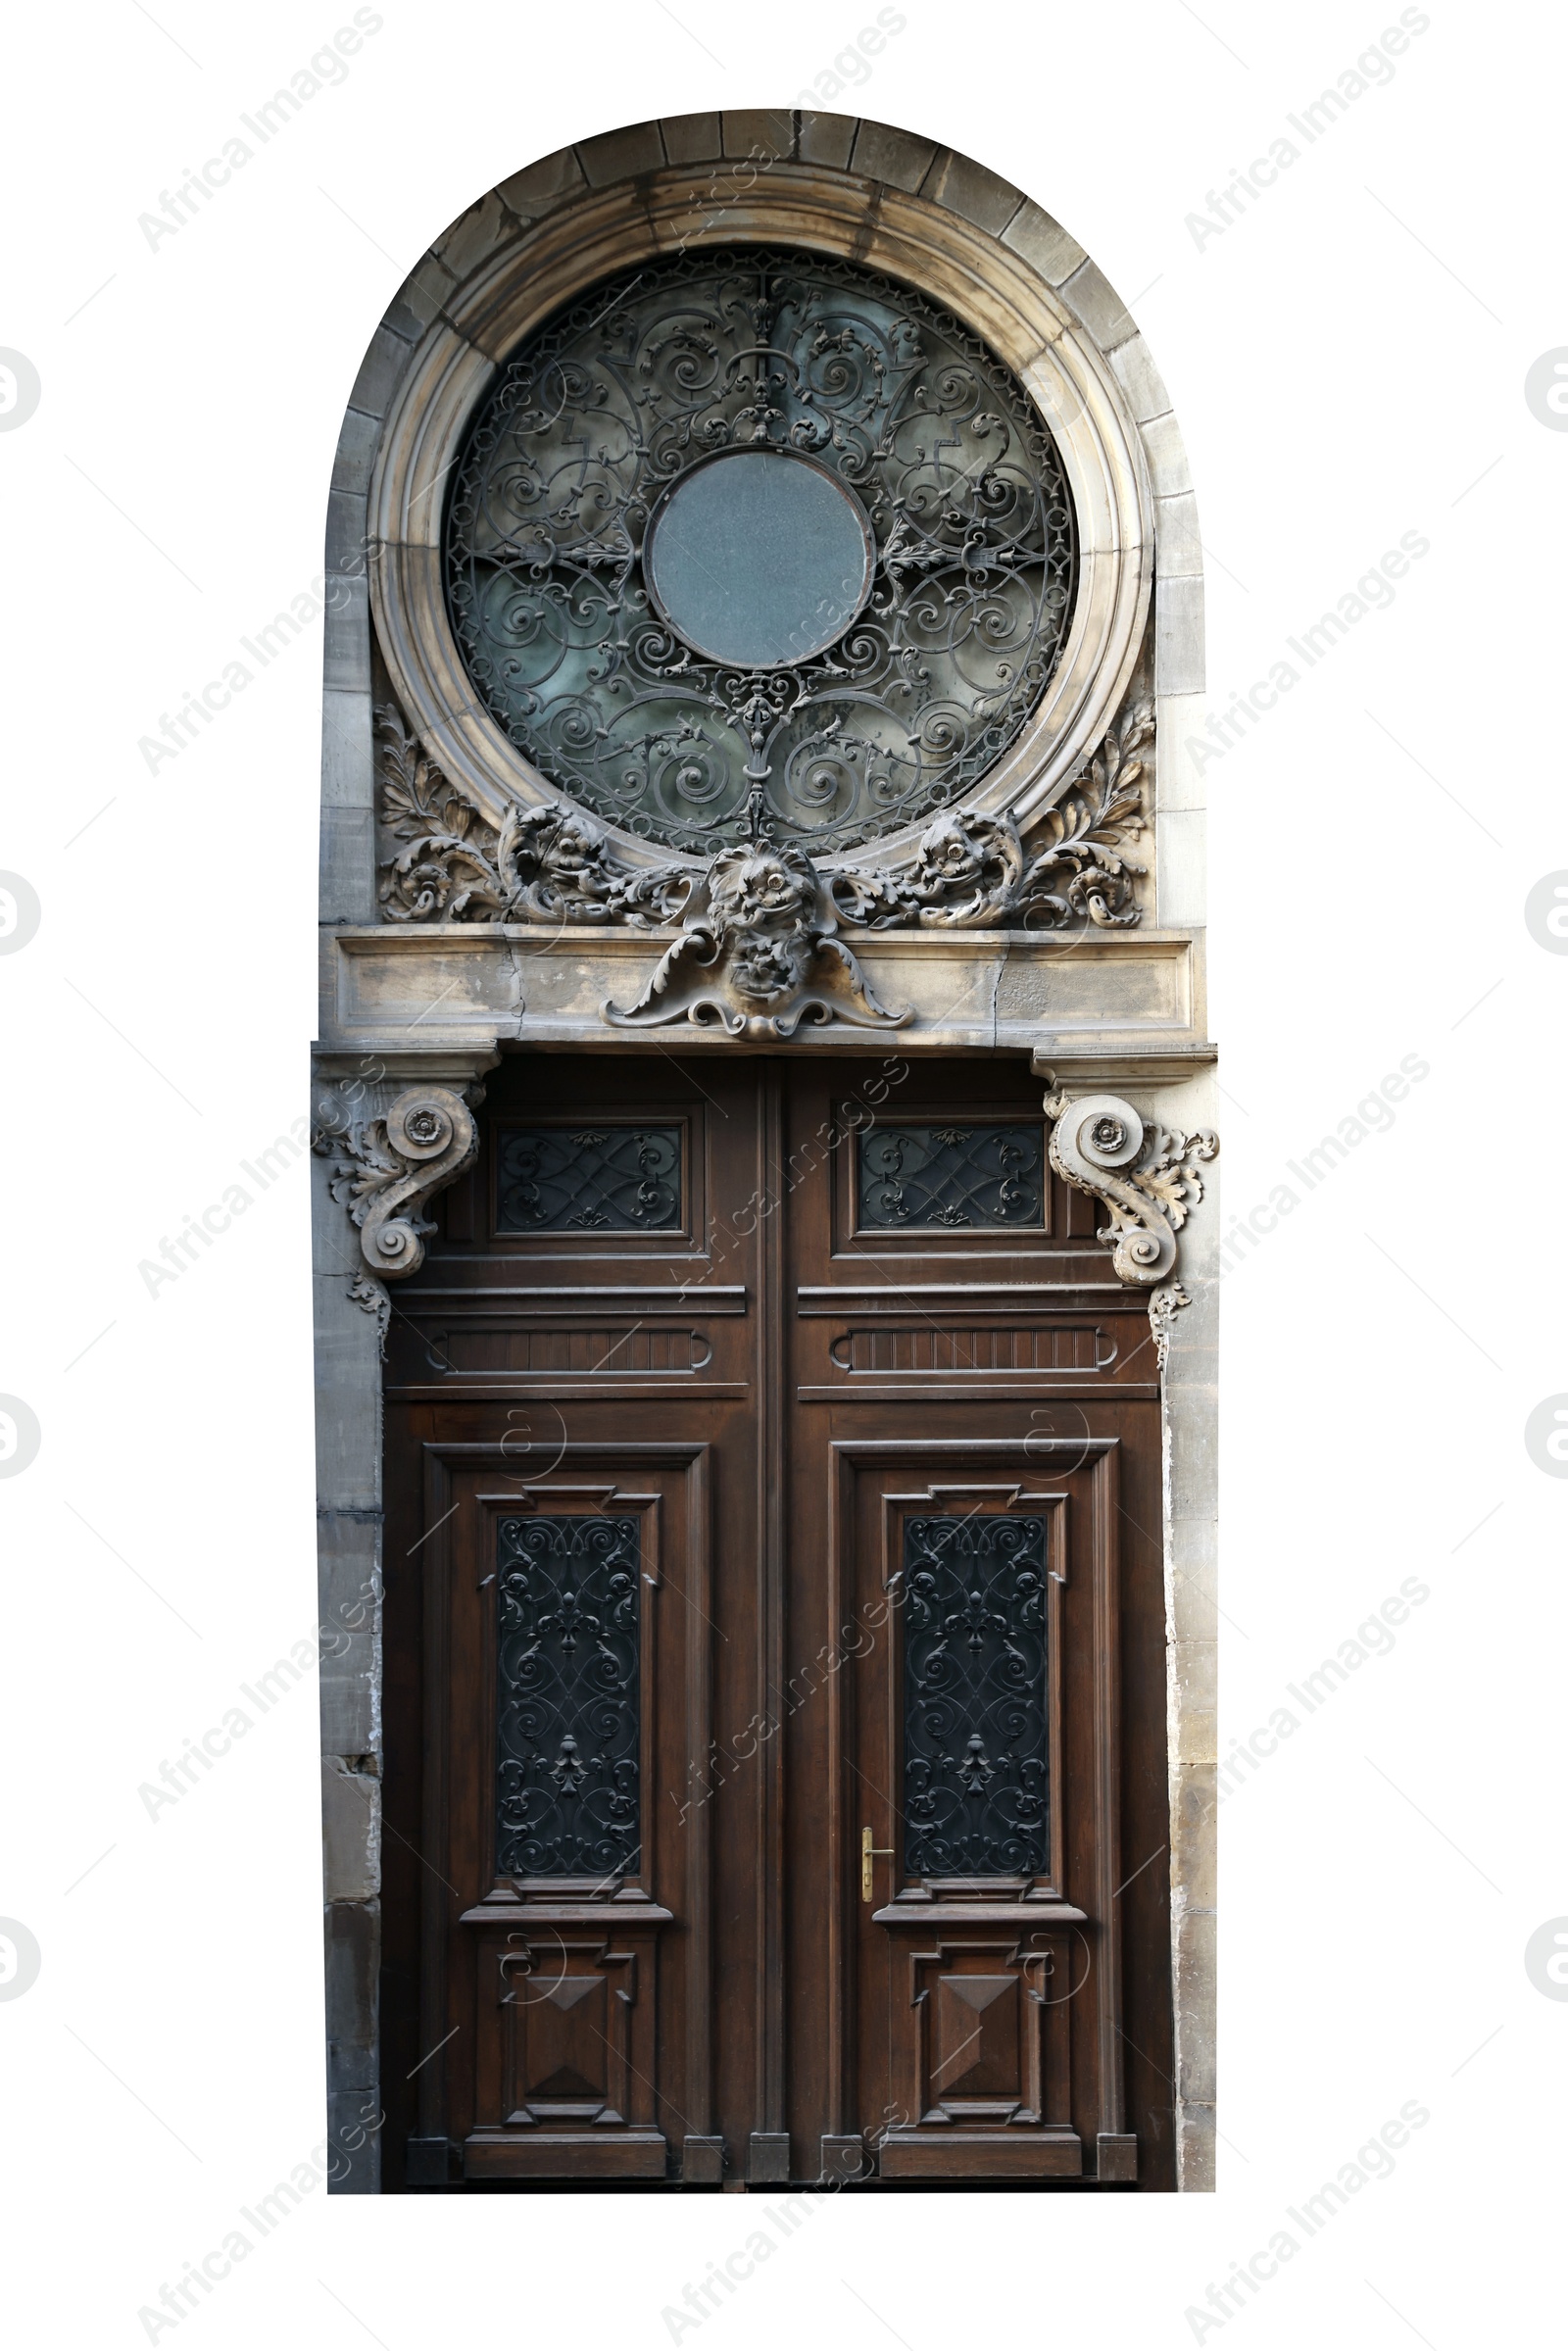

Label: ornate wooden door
[381,1053,1175,2189]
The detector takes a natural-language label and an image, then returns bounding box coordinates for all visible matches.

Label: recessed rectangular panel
[495,1515,641,1878]
[496,1124,682,1233]
[857,1123,1046,1231]
[903,1512,1050,1878]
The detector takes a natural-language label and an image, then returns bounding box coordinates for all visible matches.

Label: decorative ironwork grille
[858,1122,1045,1228]
[445,246,1077,858]
[902,1512,1050,1878]
[496,1125,682,1232]
[495,1514,641,1879]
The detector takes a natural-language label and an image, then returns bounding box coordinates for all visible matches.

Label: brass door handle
[860,1825,895,1903]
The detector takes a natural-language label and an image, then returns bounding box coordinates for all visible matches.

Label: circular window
[643,449,874,670]
[445,247,1077,859]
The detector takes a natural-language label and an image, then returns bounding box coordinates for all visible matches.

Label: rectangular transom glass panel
[857,1122,1046,1230]
[495,1514,641,1879]
[903,1513,1049,1879]
[496,1124,682,1233]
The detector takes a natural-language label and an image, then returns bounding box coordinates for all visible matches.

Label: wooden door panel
[382,1053,1176,2189]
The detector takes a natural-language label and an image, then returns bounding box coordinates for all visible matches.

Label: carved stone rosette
[314,1086,481,1318]
[1046,1092,1217,1357]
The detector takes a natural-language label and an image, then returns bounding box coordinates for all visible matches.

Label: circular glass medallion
[643,449,874,669]
[445,247,1078,857]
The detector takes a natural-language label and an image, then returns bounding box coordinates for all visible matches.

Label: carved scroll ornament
[313,1086,480,1312]
[1047,1092,1217,1289]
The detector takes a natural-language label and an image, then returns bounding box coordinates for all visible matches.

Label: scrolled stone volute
[1046,1089,1216,1290]
[315,1084,480,1285]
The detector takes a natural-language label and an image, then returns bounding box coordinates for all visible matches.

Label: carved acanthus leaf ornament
[831,698,1152,932]
[376,707,688,929]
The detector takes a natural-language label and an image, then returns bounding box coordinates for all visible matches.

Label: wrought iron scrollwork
[495,1514,641,1880]
[902,1513,1051,1878]
[496,1125,682,1232]
[444,246,1077,859]
[858,1122,1045,1229]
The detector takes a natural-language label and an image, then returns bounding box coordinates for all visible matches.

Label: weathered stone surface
[722,110,794,165]
[850,118,937,191]
[345,322,416,422]
[797,112,858,170]
[1059,258,1138,352]
[919,145,1023,235]
[431,190,520,281]
[321,1755,379,1903]
[659,113,723,167]
[1002,198,1088,285]
[1156,572,1206,697]
[577,120,665,186]
[496,145,588,220]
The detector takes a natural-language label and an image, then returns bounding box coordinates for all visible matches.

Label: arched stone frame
[314,111,1215,2191]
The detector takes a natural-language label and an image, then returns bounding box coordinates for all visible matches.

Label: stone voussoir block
[722,110,796,167]
[496,144,590,220]
[576,120,666,188]
[849,118,938,191]
[659,114,724,168]
[797,112,858,171]
[1001,197,1088,286]
[918,146,1024,236]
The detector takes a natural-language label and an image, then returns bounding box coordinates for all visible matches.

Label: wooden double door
[381,1053,1175,2189]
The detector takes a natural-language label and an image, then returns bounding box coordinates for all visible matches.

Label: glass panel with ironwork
[496,1124,681,1232]
[903,1513,1049,1879]
[445,246,1077,858]
[858,1122,1045,1229]
[495,1514,641,1879]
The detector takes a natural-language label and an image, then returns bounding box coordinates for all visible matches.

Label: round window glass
[445,247,1077,858]
[643,449,874,670]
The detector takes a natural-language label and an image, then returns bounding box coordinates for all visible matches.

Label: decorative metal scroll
[903,1513,1050,1879]
[444,246,1077,859]
[496,1125,682,1232]
[858,1123,1045,1229]
[495,1515,641,1880]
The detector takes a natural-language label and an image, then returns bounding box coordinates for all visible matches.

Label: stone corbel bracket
[1047,1089,1217,1298]
[314,1085,481,1319]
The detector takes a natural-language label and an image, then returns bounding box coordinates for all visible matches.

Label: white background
[1,1,1562,2342]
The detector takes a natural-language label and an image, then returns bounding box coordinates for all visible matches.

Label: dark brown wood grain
[380,1053,1176,2190]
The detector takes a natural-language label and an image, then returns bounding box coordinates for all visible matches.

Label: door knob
[860,1825,895,1903]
